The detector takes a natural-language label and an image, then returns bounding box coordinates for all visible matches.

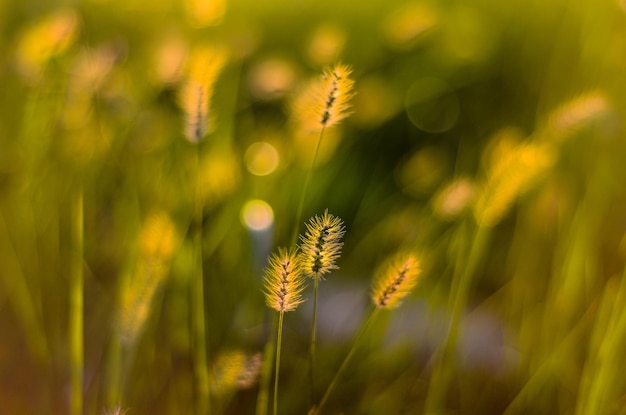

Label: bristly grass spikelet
[292,63,355,132]
[300,210,346,280]
[473,141,555,228]
[263,247,306,313]
[262,248,306,415]
[371,253,421,309]
[178,45,228,143]
[299,210,345,405]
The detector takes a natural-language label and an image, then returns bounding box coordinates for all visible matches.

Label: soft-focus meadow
[2,0,626,414]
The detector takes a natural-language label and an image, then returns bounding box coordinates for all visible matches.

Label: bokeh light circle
[405,77,459,133]
[245,142,279,176]
[241,199,274,231]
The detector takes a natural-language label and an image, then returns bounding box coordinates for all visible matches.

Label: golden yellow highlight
[299,210,345,280]
[263,248,306,313]
[371,253,421,309]
[543,91,610,144]
[210,350,262,396]
[383,3,437,50]
[292,63,355,132]
[241,199,274,231]
[432,177,476,220]
[16,9,79,82]
[199,150,241,209]
[247,58,297,100]
[185,0,226,28]
[307,24,347,66]
[245,142,280,176]
[473,142,556,227]
[118,212,178,344]
[178,45,228,142]
[153,34,188,85]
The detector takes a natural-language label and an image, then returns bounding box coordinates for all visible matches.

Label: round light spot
[241,199,274,231]
[245,142,280,176]
[405,77,459,133]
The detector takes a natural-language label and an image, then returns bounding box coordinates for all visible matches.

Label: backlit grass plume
[118,212,178,344]
[371,253,421,309]
[299,210,345,404]
[300,210,346,280]
[263,248,306,313]
[178,45,228,143]
[473,141,555,227]
[292,63,355,132]
[262,248,306,415]
[542,91,610,145]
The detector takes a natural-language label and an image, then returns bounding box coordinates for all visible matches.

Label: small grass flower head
[263,248,306,313]
[300,210,346,280]
[292,63,355,132]
[178,44,228,143]
[371,253,421,309]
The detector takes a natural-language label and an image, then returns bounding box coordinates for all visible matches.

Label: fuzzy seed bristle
[371,253,421,309]
[178,45,228,143]
[473,141,555,227]
[292,63,355,132]
[263,248,306,313]
[299,210,345,280]
[544,91,610,144]
[118,212,178,344]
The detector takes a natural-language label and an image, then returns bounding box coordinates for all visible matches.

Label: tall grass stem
[314,307,379,414]
[69,184,84,415]
[290,127,326,247]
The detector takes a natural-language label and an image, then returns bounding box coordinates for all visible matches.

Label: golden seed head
[473,141,555,227]
[299,210,346,280]
[16,9,79,82]
[292,63,355,132]
[263,248,306,313]
[210,350,262,396]
[543,91,610,144]
[178,45,228,143]
[371,253,421,309]
[118,212,178,344]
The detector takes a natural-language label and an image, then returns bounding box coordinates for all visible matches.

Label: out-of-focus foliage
[1,0,626,414]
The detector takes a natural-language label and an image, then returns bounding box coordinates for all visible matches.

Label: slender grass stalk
[299,211,345,404]
[192,145,211,415]
[577,264,626,415]
[290,127,325,247]
[256,333,274,415]
[315,252,420,414]
[273,312,285,415]
[309,277,319,404]
[424,224,490,414]
[314,308,379,415]
[69,184,84,415]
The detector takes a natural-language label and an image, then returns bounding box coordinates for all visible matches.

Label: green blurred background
[1,0,626,414]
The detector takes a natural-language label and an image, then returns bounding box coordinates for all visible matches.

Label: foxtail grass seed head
[178,45,228,143]
[118,212,178,344]
[300,210,345,280]
[263,248,306,313]
[544,91,610,144]
[292,63,355,132]
[210,350,262,396]
[371,253,421,309]
[473,141,555,228]
[16,9,79,83]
